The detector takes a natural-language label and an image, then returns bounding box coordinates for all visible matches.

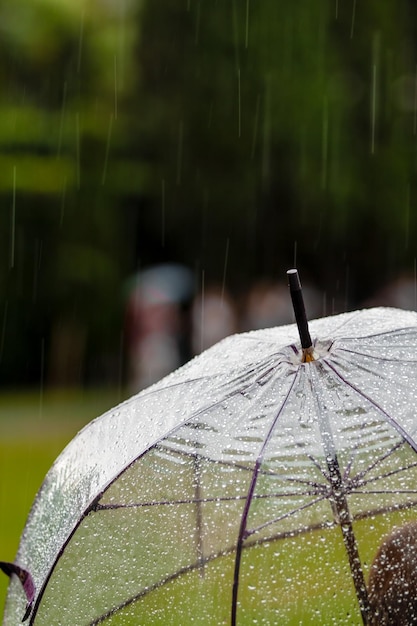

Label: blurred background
[2,0,417,611]
[2,0,417,391]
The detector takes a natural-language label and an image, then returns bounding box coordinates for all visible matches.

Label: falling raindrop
[245,0,250,48]
[75,112,81,188]
[370,32,380,156]
[0,301,8,363]
[221,238,230,304]
[232,0,240,71]
[413,64,417,135]
[198,269,205,354]
[237,68,241,138]
[370,64,377,154]
[114,55,118,120]
[405,183,410,250]
[414,259,417,310]
[60,177,67,228]
[321,97,329,190]
[9,165,16,269]
[176,120,184,185]
[350,0,356,39]
[251,94,261,159]
[32,239,43,303]
[39,338,45,420]
[261,76,271,188]
[102,114,114,185]
[57,82,67,159]
[77,9,85,73]
[161,179,166,247]
[194,0,201,44]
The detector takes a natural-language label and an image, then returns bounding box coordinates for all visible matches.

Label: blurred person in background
[368,521,417,625]
[125,264,194,391]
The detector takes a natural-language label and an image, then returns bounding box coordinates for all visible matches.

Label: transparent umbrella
[3,271,417,625]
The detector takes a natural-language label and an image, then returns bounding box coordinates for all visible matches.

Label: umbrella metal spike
[286,269,314,362]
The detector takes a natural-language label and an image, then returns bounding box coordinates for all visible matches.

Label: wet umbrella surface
[3,275,417,624]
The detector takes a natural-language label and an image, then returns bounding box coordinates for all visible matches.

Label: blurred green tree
[134,0,417,303]
[0,0,140,386]
[1,0,417,386]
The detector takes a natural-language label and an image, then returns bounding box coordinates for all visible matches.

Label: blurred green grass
[0,387,126,618]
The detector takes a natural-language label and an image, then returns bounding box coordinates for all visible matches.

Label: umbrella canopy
[3,294,417,623]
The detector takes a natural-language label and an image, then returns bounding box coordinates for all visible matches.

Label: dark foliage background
[1,0,417,386]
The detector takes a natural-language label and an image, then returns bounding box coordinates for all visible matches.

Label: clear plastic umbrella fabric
[4,307,417,625]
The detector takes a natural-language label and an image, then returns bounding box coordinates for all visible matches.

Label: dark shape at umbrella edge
[0,561,35,622]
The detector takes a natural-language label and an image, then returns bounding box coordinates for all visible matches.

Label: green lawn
[0,388,126,618]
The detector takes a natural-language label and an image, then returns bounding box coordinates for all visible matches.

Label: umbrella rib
[276,474,329,492]
[323,358,417,455]
[319,359,417,502]
[87,495,417,626]
[136,353,280,409]
[87,494,417,625]
[341,406,393,483]
[94,489,326,511]
[349,439,406,485]
[31,378,272,624]
[87,547,238,625]
[158,442,329,487]
[308,362,371,625]
[244,494,330,538]
[87,506,330,625]
[217,355,295,394]
[100,359,279,495]
[305,451,331,482]
[352,460,417,489]
[342,435,362,482]
[337,346,417,364]
[158,442,335,494]
[156,436,417,492]
[339,325,417,341]
[351,489,417,495]
[231,370,299,626]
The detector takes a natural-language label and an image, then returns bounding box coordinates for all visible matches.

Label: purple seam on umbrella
[89,499,417,623]
[353,457,417,488]
[27,371,270,621]
[231,369,299,626]
[338,347,417,364]
[323,358,417,454]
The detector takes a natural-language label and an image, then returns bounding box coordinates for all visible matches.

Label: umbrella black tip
[286,268,313,356]
[287,268,301,291]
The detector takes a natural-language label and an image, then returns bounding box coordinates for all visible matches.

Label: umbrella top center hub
[289,338,334,365]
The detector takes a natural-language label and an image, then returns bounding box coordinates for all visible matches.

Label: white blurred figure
[126,264,193,391]
[191,286,238,355]
[127,294,181,390]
